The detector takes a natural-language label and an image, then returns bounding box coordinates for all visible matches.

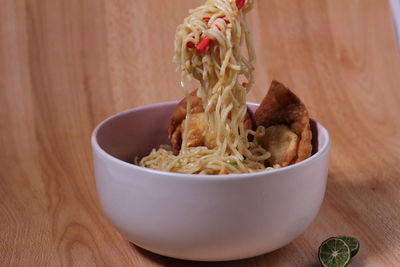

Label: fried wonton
[168,91,204,155]
[258,124,299,166]
[168,91,254,155]
[254,80,312,166]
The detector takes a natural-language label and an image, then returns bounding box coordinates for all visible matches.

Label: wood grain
[1,0,400,266]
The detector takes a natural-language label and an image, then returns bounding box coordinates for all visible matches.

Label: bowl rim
[91,101,330,180]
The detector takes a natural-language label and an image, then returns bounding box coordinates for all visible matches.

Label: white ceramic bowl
[91,101,330,261]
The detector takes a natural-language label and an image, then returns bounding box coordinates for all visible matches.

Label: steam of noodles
[138,0,276,174]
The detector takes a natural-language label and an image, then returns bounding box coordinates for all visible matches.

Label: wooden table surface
[1,0,400,266]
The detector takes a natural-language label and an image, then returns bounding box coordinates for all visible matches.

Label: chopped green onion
[228,160,238,166]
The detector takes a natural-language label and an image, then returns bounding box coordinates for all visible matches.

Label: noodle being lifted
[138,0,312,174]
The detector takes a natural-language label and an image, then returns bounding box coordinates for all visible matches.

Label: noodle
[139,0,276,174]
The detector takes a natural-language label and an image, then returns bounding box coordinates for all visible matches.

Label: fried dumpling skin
[254,80,312,165]
[168,91,254,155]
[258,124,299,166]
[168,91,204,155]
[184,113,206,148]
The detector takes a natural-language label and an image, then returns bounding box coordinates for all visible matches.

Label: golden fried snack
[254,80,312,166]
[169,91,254,155]
[258,125,299,166]
[184,113,206,148]
[168,91,204,155]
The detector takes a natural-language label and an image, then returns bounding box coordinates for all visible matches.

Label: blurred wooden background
[1,0,400,266]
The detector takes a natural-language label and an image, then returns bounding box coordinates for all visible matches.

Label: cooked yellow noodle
[139,0,277,174]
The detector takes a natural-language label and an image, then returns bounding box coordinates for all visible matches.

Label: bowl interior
[94,102,174,163]
[94,102,327,166]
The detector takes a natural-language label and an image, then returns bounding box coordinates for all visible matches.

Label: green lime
[336,236,359,257]
[318,237,351,267]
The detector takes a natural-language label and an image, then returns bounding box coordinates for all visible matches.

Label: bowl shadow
[130,243,291,267]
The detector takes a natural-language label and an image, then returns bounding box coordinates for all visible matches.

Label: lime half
[318,237,351,267]
[337,236,360,257]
